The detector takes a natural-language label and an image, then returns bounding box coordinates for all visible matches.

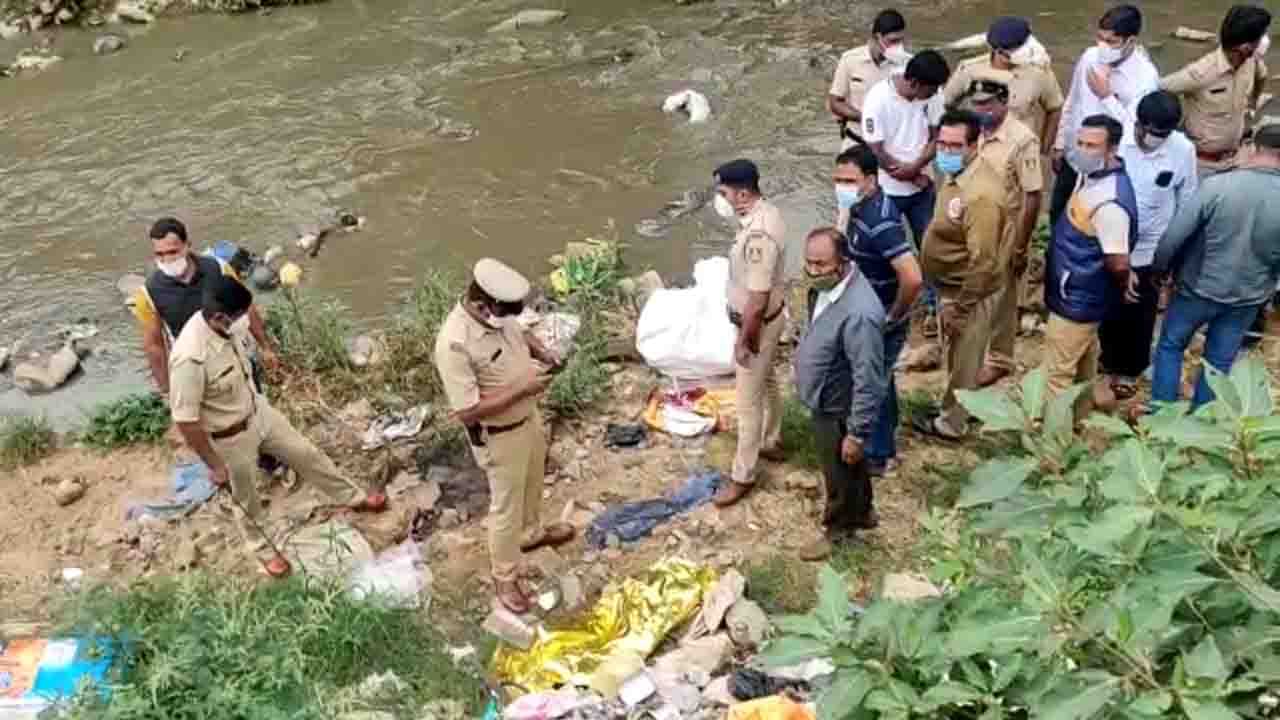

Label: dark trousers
[1049,162,1078,229]
[812,413,873,530]
[1099,267,1160,378]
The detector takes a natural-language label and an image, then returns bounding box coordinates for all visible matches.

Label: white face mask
[882,42,912,66]
[1070,147,1108,175]
[1008,42,1035,66]
[156,255,189,278]
[1139,131,1168,152]
[1096,41,1128,65]
[713,193,736,220]
[1256,35,1271,58]
[230,312,251,336]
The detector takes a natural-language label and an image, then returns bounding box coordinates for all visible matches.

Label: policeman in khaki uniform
[711,160,789,508]
[943,17,1064,152]
[1161,5,1271,176]
[955,70,1045,387]
[170,275,385,579]
[827,9,912,150]
[434,259,574,614]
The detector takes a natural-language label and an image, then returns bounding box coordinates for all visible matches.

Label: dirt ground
[5,308,1280,637]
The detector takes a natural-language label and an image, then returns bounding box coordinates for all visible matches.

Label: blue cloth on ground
[125,461,217,521]
[586,470,723,549]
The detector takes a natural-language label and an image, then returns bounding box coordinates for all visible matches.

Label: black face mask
[493,300,525,318]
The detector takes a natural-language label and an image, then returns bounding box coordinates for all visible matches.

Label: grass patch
[744,555,817,614]
[0,414,56,469]
[378,269,462,401]
[82,394,169,450]
[898,388,937,429]
[924,459,976,508]
[265,291,355,375]
[779,395,820,470]
[58,575,485,719]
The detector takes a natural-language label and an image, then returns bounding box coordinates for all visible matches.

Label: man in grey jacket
[793,227,888,561]
[1151,123,1280,408]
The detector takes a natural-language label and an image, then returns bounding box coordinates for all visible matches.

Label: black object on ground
[728,668,809,701]
[604,422,647,448]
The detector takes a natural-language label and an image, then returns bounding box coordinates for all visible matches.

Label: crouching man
[793,228,888,561]
[170,275,386,579]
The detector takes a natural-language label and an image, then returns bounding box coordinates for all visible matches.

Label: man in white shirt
[1100,91,1198,399]
[1050,4,1159,227]
[827,9,912,150]
[861,49,951,246]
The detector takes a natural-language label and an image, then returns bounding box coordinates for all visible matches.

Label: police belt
[211,416,251,440]
[727,303,786,328]
[466,416,529,446]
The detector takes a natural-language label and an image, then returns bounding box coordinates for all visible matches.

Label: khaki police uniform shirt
[829,44,891,117]
[727,199,787,317]
[972,115,1043,254]
[434,303,535,427]
[1161,49,1268,154]
[168,312,257,434]
[944,55,1065,139]
[921,166,1008,302]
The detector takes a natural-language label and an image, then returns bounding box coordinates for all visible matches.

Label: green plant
[1030,216,1052,253]
[82,394,169,450]
[545,314,611,418]
[379,269,464,400]
[265,291,355,374]
[554,239,624,303]
[780,395,821,470]
[0,414,55,468]
[746,555,818,615]
[762,358,1280,720]
[58,574,484,719]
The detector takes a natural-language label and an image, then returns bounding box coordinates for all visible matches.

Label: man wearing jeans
[1151,124,1280,407]
[834,146,922,476]
[794,228,887,561]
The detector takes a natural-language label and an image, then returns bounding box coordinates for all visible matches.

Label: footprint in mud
[634,186,714,238]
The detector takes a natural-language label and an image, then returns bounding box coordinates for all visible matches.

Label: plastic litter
[585,471,723,549]
[636,257,736,380]
[126,460,218,521]
[361,405,431,450]
[726,695,815,720]
[684,568,745,642]
[0,636,116,715]
[642,387,721,437]
[604,423,647,448]
[348,540,431,609]
[283,520,375,580]
[518,310,582,362]
[661,89,712,124]
[729,668,809,701]
[769,658,836,682]
[503,690,592,720]
[618,672,657,706]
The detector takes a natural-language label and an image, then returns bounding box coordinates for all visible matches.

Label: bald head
[804,227,848,283]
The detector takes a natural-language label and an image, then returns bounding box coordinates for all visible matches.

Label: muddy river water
[0,0,1260,428]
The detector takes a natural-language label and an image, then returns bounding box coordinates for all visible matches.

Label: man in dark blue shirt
[834,146,924,476]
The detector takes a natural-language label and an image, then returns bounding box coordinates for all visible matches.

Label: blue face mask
[935,151,966,176]
[835,184,861,211]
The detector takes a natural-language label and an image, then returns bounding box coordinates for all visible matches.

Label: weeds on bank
[81,394,169,450]
[745,555,818,614]
[779,395,820,470]
[0,414,55,469]
[265,291,355,375]
[58,575,484,719]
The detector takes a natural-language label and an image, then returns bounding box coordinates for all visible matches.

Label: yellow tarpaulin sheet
[492,558,717,694]
[727,696,816,720]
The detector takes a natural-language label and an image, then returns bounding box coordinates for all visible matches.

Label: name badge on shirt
[947,197,966,222]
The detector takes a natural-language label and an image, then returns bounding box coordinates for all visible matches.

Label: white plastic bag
[348,540,431,609]
[635,257,736,380]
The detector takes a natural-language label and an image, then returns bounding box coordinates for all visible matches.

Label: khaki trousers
[474,409,546,583]
[939,291,998,435]
[987,265,1021,372]
[1044,312,1100,420]
[733,313,785,485]
[212,402,365,560]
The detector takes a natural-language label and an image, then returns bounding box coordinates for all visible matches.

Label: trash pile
[486,560,832,720]
[0,635,117,716]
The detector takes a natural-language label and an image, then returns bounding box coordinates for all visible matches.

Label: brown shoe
[494,578,531,614]
[262,554,292,579]
[759,447,787,463]
[713,481,753,508]
[349,492,387,514]
[520,522,576,553]
[798,538,832,561]
[976,365,1010,388]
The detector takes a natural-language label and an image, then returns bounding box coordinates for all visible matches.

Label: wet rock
[7,50,62,74]
[487,9,567,33]
[881,572,942,601]
[725,599,770,648]
[93,34,126,55]
[115,1,154,23]
[53,477,86,507]
[250,263,278,290]
[14,342,82,393]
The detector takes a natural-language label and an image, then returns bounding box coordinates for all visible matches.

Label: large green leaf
[1125,691,1172,717]
[1065,505,1153,557]
[1147,416,1235,451]
[1204,363,1244,420]
[1044,383,1088,449]
[816,565,852,636]
[1020,366,1049,421]
[1228,355,1274,418]
[948,614,1043,656]
[1035,671,1120,720]
[1107,440,1164,500]
[921,681,984,710]
[957,457,1039,508]
[759,635,830,667]
[1182,700,1241,720]
[1185,635,1230,681]
[1083,413,1135,438]
[773,613,833,641]
[817,668,872,720]
[957,388,1028,432]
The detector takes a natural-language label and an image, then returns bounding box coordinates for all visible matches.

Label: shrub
[0,414,55,468]
[379,269,463,401]
[762,358,1280,720]
[82,394,169,450]
[265,291,355,374]
[780,395,821,470]
[58,575,485,719]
